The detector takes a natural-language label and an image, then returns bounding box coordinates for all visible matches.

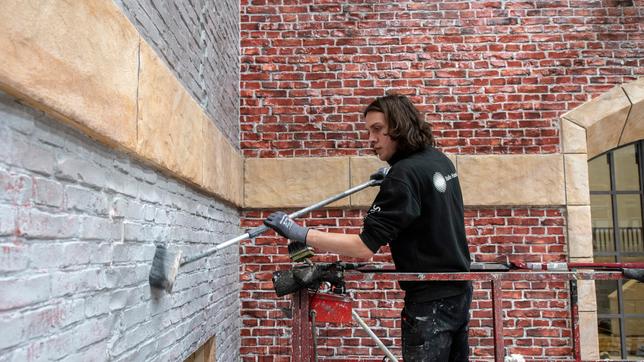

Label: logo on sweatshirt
[433,172,446,193]
[368,204,381,215]
[433,172,457,193]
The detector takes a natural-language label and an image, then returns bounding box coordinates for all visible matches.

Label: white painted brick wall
[0,93,241,361]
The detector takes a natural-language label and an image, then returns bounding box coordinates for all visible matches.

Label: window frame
[589,141,644,359]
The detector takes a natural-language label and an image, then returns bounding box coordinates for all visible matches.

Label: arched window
[589,142,644,359]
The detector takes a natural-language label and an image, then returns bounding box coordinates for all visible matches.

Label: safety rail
[290,268,632,362]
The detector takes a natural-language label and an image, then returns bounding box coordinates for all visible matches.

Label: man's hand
[264,211,309,243]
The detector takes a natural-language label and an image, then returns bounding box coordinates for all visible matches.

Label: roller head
[149,245,182,292]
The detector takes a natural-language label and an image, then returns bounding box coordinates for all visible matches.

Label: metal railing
[290,268,637,362]
[593,227,644,253]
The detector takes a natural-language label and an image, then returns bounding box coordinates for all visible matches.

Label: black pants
[401,285,473,362]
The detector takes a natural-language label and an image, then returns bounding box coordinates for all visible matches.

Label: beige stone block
[561,118,587,154]
[444,153,457,167]
[137,43,204,185]
[587,119,629,159]
[579,311,600,360]
[562,85,630,129]
[457,155,565,206]
[564,154,590,205]
[619,78,644,146]
[349,157,389,207]
[576,280,597,312]
[203,120,243,206]
[244,158,350,209]
[563,86,631,159]
[0,0,139,150]
[567,206,593,258]
[622,77,644,104]
[569,256,594,263]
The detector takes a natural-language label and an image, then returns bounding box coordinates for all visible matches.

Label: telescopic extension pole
[352,311,399,362]
[148,167,389,292]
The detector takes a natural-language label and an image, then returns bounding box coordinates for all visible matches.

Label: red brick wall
[239,0,641,360]
[241,0,641,158]
[240,208,566,360]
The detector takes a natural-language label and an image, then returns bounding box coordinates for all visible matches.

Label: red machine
[310,292,353,324]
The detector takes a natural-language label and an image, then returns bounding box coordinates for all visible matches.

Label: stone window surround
[559,77,644,360]
[2,1,643,360]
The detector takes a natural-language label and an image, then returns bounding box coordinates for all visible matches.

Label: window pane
[622,254,644,263]
[598,317,621,359]
[590,154,611,191]
[596,280,620,315]
[622,282,644,359]
[592,194,615,253]
[616,195,643,254]
[624,317,644,359]
[621,280,644,314]
[614,145,640,191]
[595,255,617,262]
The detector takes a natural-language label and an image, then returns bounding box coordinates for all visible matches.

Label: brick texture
[0,92,241,361]
[239,1,641,360]
[240,0,642,157]
[240,208,566,360]
[116,0,240,147]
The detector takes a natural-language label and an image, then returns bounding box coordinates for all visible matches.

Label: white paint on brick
[29,242,91,269]
[0,204,17,236]
[91,243,115,264]
[33,177,64,208]
[11,137,56,176]
[17,209,80,239]
[84,294,111,319]
[79,215,121,241]
[64,185,109,215]
[50,269,102,298]
[0,170,32,206]
[112,242,155,263]
[0,243,28,272]
[1,93,241,360]
[0,274,50,311]
[0,313,23,350]
[60,340,108,362]
[56,156,107,188]
[0,93,36,135]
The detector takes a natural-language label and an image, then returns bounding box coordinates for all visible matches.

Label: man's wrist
[294,226,309,244]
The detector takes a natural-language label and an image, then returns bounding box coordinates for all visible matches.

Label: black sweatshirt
[359,146,471,303]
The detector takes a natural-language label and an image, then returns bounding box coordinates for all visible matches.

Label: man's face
[365,111,398,162]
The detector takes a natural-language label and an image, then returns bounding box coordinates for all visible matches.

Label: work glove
[263,211,309,243]
[369,167,390,185]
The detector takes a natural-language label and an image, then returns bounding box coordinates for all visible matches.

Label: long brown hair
[363,94,434,155]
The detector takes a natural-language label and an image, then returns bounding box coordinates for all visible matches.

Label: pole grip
[247,225,269,239]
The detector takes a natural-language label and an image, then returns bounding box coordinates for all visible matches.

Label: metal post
[491,278,505,362]
[570,280,582,362]
[291,289,313,361]
[352,310,399,362]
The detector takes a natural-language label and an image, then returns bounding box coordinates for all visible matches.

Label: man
[264,94,472,361]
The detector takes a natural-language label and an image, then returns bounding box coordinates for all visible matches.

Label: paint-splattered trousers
[401,284,473,362]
